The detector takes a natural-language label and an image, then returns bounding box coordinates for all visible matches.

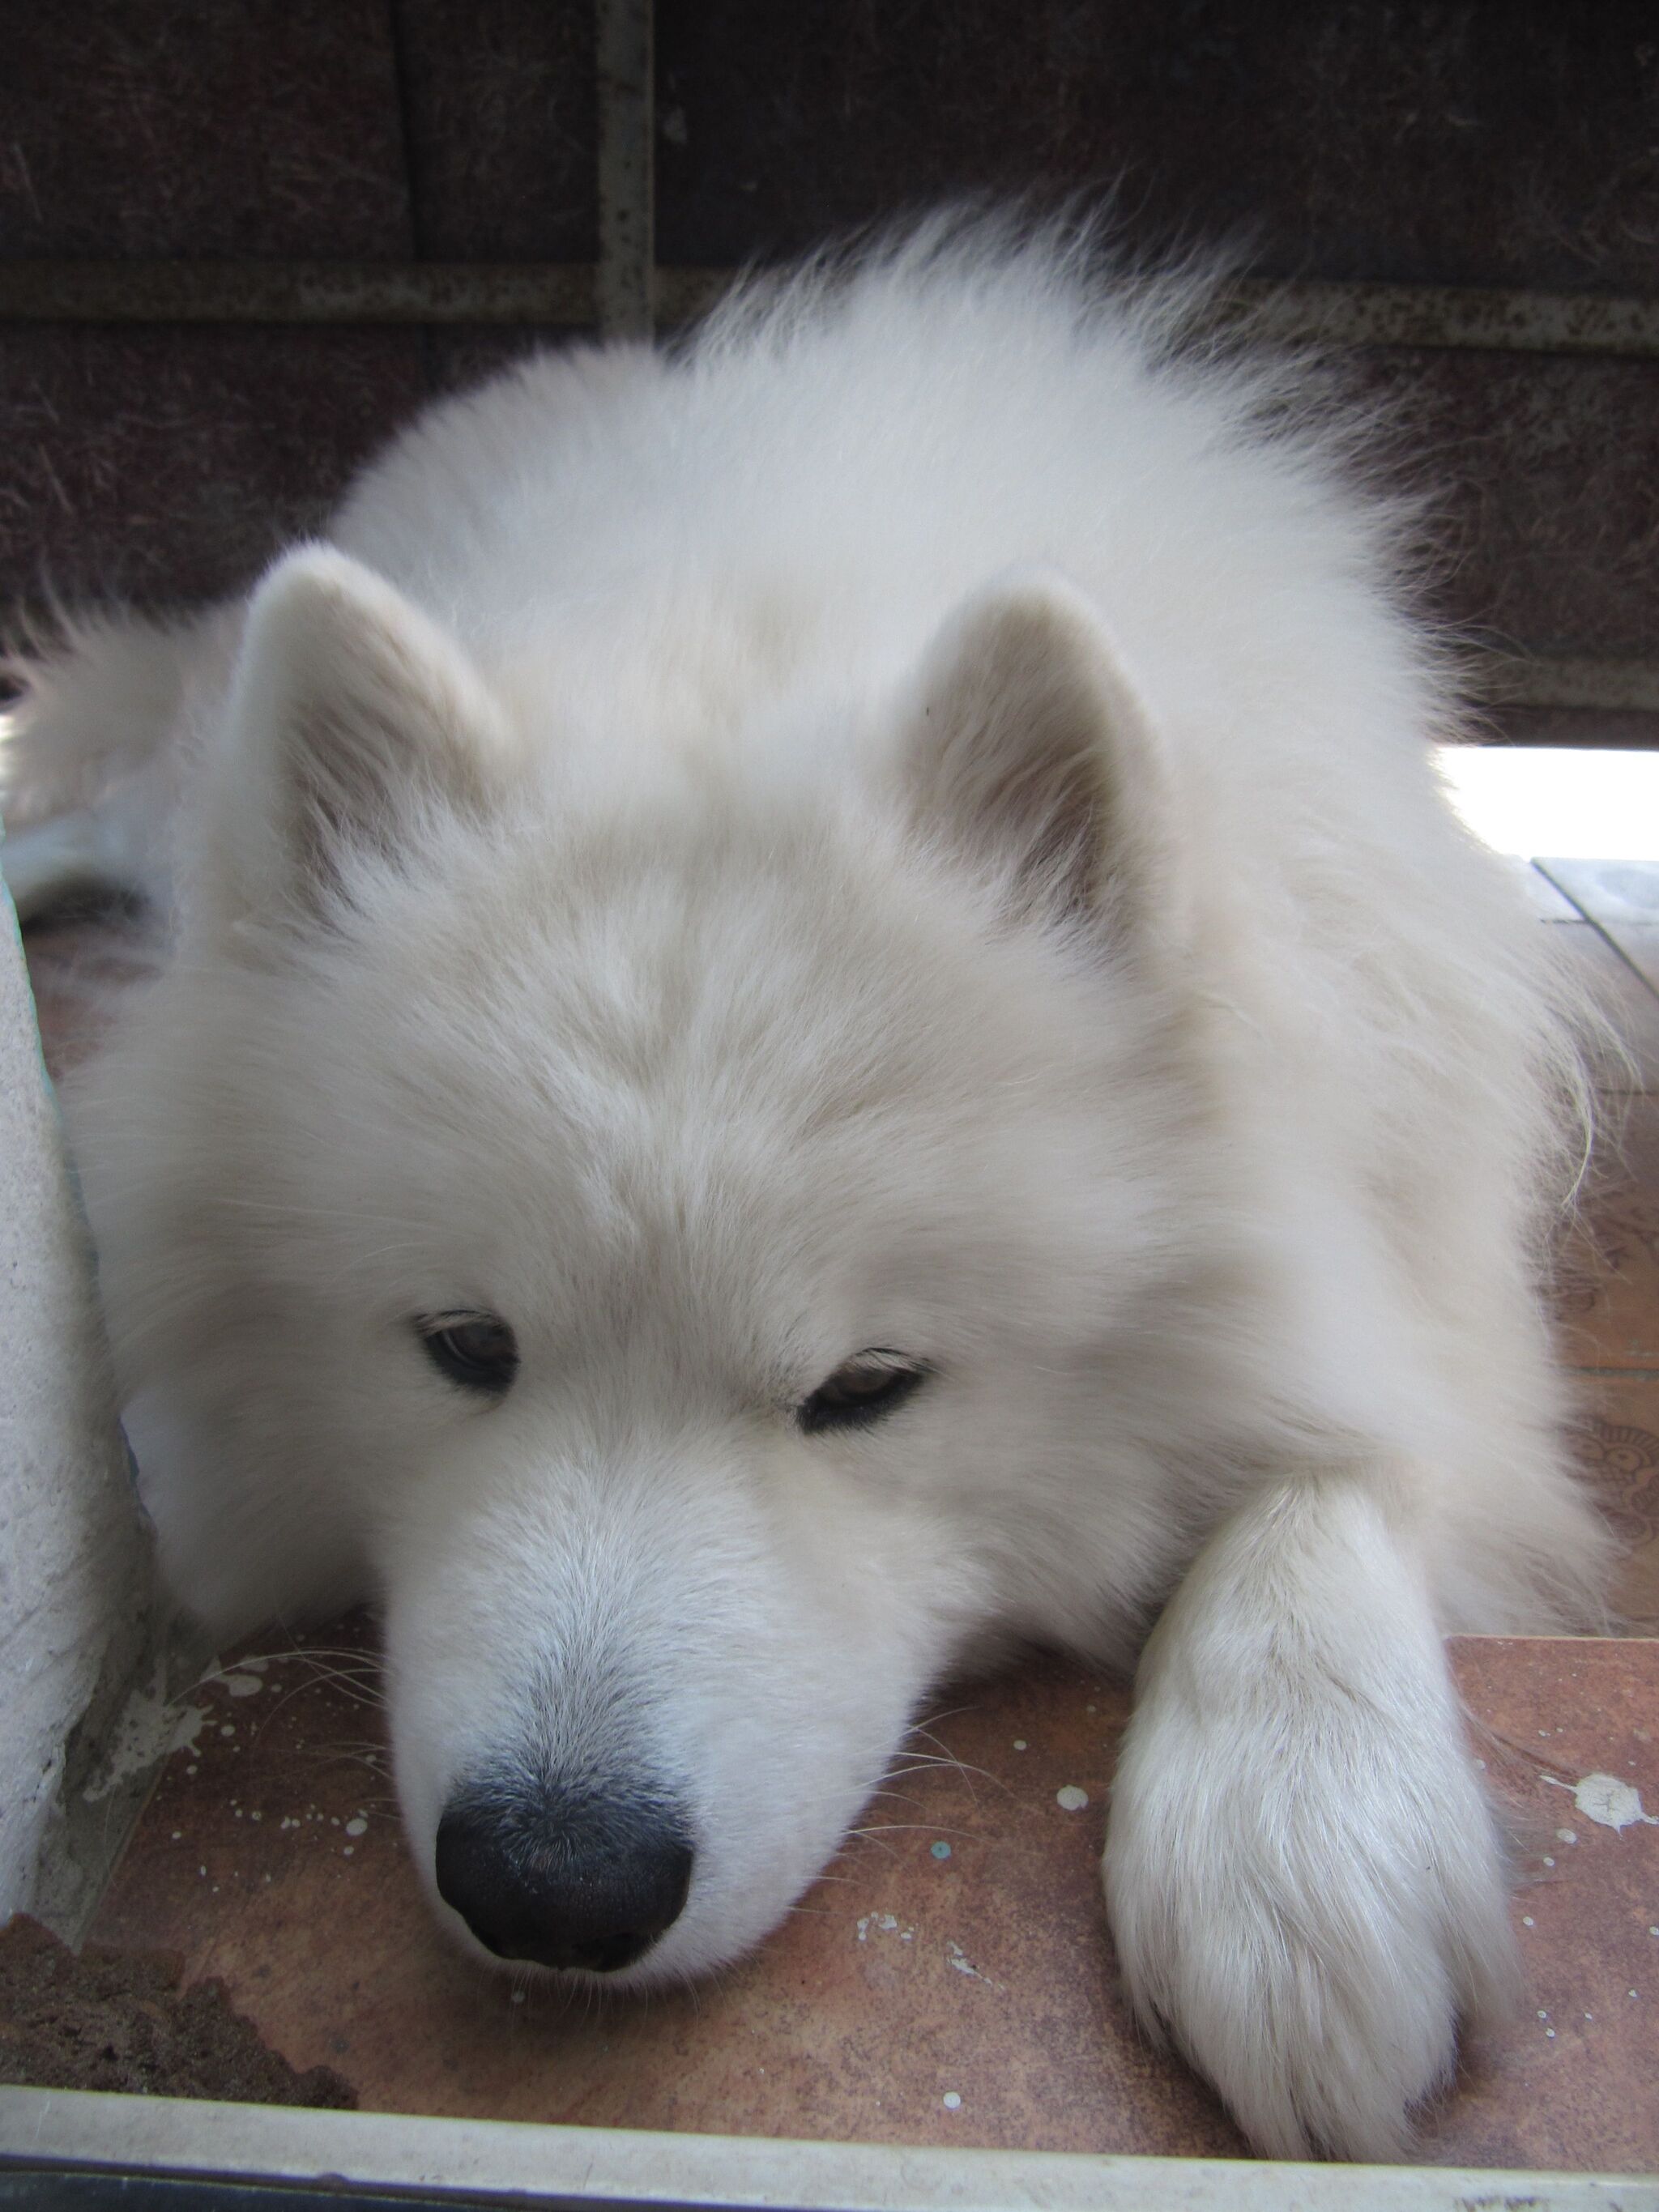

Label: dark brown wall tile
[0,326,426,608]
[0,0,412,261]
[8,322,1653,666]
[422,326,583,398]
[656,1,1659,292]
[391,0,595,261]
[1360,349,1659,663]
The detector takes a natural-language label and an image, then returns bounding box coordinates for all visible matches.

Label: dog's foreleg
[1102,1467,1516,2161]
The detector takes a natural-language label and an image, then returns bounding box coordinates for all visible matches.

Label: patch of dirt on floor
[0,1914,356,2107]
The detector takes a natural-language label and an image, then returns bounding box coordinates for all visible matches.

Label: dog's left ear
[900,574,1184,948]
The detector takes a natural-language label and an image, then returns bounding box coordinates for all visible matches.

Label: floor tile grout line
[1546,900,1659,1011]
[1587,921,1659,1004]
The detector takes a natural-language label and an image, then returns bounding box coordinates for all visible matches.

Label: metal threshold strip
[2,2086,1656,2211]
[1,261,1657,358]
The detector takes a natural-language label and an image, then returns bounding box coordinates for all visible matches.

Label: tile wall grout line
[3,262,1659,360]
[595,0,655,338]
[382,0,441,397]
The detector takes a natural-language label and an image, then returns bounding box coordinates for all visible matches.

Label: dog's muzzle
[435,1773,694,1974]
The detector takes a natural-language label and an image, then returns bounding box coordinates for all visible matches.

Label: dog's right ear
[207,544,514,921]
[897,572,1188,959]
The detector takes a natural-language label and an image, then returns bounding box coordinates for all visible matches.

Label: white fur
[0,218,1611,2159]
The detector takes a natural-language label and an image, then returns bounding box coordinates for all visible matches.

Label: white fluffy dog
[0,219,1610,2160]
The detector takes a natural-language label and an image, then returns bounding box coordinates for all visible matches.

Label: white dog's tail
[0,601,238,921]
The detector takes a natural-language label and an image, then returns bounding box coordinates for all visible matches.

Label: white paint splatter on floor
[1056,1784,1089,1812]
[1545,1772,1657,1831]
[945,1938,996,1988]
[79,1659,207,1804]
[855,1912,915,1945]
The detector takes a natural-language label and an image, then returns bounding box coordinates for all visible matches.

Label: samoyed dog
[1,218,1610,2159]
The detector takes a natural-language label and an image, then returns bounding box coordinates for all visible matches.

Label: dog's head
[82,547,1216,1984]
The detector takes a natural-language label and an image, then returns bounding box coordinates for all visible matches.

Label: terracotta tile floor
[16,845,1659,2168]
[82,1629,1659,2172]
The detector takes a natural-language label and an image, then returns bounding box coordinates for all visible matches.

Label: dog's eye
[799,1350,928,1434]
[416,1313,519,1397]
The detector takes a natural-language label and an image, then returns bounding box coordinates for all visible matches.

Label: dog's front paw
[1101,1473,1526,2160]
[1102,1644,1517,2161]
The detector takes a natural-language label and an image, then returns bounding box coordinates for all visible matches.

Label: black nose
[435,1780,694,1974]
